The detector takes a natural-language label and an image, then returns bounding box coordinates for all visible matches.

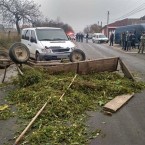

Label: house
[102,18,145,38]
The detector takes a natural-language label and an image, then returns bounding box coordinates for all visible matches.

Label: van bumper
[39,52,71,61]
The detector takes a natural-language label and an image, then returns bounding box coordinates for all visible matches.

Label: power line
[114,2,145,21]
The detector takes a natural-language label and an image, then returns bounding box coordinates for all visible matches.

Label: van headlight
[41,49,47,53]
[71,47,76,51]
[45,46,52,53]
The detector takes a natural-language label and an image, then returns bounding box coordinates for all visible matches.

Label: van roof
[22,27,62,30]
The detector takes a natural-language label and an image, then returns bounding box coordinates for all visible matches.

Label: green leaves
[0,104,13,120]
[6,69,145,144]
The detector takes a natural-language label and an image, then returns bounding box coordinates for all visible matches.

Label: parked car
[92,33,109,43]
[21,27,76,61]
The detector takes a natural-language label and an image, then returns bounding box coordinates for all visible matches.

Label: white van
[92,33,109,43]
[21,27,76,61]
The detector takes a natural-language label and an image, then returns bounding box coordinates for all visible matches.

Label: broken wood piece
[59,74,77,101]
[103,93,134,113]
[14,101,49,145]
[119,58,135,81]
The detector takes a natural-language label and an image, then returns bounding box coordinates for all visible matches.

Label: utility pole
[107,11,110,38]
[101,21,102,28]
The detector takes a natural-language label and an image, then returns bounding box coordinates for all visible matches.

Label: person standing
[125,31,129,51]
[86,33,89,43]
[80,33,84,42]
[109,32,114,46]
[138,32,145,53]
[121,32,126,50]
[128,32,132,50]
[131,32,136,49]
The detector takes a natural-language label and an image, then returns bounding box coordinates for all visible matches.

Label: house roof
[102,18,145,29]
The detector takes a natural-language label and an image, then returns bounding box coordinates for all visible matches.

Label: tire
[9,42,30,64]
[69,49,86,62]
[0,51,10,69]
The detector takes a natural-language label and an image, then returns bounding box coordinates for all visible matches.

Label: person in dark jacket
[86,33,89,43]
[121,32,126,50]
[109,33,114,46]
[131,32,136,49]
[125,31,130,51]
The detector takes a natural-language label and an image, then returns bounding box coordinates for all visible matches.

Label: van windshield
[99,35,106,38]
[36,29,68,41]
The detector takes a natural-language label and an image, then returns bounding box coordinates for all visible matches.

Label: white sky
[34,0,145,32]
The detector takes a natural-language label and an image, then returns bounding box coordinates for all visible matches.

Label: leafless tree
[84,24,102,34]
[0,0,41,34]
[34,18,74,34]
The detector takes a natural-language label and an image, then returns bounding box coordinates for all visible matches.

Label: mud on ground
[0,65,18,145]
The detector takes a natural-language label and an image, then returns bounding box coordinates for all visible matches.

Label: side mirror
[30,37,37,43]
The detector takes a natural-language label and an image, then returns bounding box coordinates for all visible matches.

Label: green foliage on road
[0,104,13,120]
[5,67,145,145]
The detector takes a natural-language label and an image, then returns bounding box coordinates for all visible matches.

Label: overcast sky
[34,0,145,32]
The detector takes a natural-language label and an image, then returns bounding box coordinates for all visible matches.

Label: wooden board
[42,63,78,74]
[27,57,119,74]
[119,58,135,81]
[78,57,119,74]
[103,93,134,113]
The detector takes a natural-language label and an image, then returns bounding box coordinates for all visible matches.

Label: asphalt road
[76,40,145,145]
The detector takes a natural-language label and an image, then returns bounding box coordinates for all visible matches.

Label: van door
[23,30,32,56]
[29,30,38,59]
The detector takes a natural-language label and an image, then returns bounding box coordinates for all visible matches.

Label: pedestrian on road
[128,32,132,50]
[109,32,114,46]
[80,33,84,42]
[138,32,145,53]
[125,31,129,51]
[86,33,89,43]
[121,32,126,50]
[76,33,79,42]
[131,32,136,49]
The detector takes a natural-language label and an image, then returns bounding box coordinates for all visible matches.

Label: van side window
[25,30,30,40]
[21,30,26,39]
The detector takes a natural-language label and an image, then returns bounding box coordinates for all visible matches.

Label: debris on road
[103,93,134,113]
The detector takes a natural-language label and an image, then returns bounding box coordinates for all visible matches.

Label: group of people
[76,33,84,42]
[75,33,89,43]
[120,31,137,51]
[120,31,145,53]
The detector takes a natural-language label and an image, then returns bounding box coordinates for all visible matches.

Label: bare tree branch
[0,0,41,34]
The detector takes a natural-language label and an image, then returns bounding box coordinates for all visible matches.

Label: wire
[114,2,145,21]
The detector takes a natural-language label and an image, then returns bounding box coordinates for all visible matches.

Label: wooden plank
[43,63,78,74]
[27,57,119,74]
[119,58,135,81]
[103,93,134,113]
[78,57,119,74]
